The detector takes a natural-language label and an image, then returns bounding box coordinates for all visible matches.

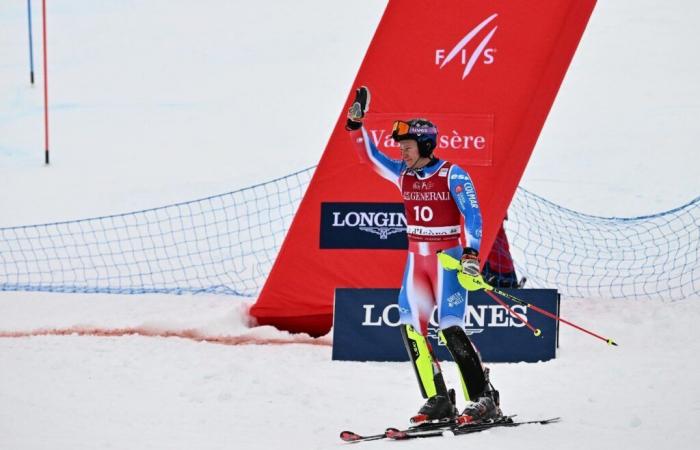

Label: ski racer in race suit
[345,86,502,425]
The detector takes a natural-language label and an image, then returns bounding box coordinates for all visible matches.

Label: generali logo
[435,13,498,80]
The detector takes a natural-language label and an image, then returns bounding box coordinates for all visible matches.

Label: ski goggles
[391,120,412,139]
[391,120,438,141]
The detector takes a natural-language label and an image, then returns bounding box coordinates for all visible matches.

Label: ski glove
[461,247,481,276]
[345,86,370,131]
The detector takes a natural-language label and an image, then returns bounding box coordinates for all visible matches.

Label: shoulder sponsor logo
[435,13,498,80]
[439,167,449,177]
[449,173,478,207]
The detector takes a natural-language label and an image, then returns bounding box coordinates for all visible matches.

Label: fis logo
[435,13,498,80]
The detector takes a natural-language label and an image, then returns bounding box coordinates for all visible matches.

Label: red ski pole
[483,290,542,337]
[437,252,618,346]
[489,287,618,346]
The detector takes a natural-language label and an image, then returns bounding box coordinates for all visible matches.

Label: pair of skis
[340,415,560,443]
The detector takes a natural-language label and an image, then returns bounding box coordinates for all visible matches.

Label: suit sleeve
[448,164,483,252]
[349,127,405,188]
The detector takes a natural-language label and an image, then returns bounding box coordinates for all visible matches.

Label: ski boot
[411,389,457,425]
[456,369,503,425]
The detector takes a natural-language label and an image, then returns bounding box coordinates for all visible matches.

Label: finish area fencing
[1,167,698,300]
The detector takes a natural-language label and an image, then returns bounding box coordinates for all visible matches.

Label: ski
[384,415,514,440]
[387,416,560,440]
[454,417,559,435]
[339,429,388,443]
[339,419,455,443]
[341,416,560,443]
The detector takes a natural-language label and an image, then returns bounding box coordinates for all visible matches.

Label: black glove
[460,247,481,276]
[345,86,370,131]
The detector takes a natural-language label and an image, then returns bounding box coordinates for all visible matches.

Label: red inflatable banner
[251,0,596,336]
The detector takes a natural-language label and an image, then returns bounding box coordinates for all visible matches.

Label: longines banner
[332,288,559,363]
[320,202,408,249]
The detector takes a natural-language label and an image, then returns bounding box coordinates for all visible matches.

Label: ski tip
[540,417,561,424]
[607,339,618,346]
[339,431,362,442]
[385,428,408,440]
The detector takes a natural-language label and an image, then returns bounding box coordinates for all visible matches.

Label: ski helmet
[391,118,438,158]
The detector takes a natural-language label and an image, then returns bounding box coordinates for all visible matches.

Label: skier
[345,86,502,425]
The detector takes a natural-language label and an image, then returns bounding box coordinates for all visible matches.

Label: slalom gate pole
[489,287,618,346]
[27,0,35,84]
[41,0,49,164]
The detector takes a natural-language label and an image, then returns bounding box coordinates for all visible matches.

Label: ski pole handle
[437,252,541,336]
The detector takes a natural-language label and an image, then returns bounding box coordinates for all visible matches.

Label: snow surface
[1,1,700,449]
[1,293,699,449]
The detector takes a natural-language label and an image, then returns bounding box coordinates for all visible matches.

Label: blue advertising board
[319,202,408,249]
[332,288,559,363]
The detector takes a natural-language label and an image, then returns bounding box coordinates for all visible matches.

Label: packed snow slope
[1,294,699,450]
[1,1,699,449]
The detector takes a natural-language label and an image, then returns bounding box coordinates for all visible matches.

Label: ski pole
[483,289,542,337]
[437,252,618,346]
[487,287,617,346]
[436,252,541,336]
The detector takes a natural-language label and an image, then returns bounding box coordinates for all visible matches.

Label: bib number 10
[413,206,433,222]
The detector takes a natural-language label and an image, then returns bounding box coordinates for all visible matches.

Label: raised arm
[346,86,405,187]
[350,127,404,186]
